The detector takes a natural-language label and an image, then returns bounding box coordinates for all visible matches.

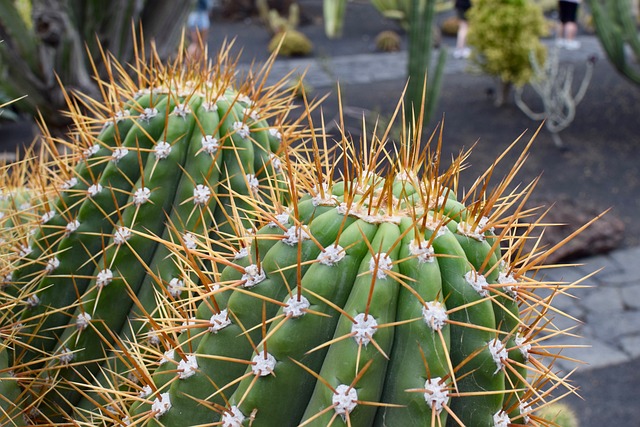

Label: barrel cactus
[0,44,298,424]
[88,123,584,426]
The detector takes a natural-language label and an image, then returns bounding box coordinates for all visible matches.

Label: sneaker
[453,47,471,59]
[564,39,581,50]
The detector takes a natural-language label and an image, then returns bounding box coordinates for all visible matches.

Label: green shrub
[467,0,547,103]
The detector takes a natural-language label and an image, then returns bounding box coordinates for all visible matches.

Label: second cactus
[0,44,296,423]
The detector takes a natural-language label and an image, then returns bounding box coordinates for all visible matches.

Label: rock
[519,196,625,263]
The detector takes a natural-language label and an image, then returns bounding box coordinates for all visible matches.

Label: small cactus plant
[537,402,579,427]
[0,43,300,423]
[268,30,314,57]
[76,113,587,426]
[375,30,402,52]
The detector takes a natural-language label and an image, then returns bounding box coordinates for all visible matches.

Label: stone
[620,285,640,310]
[620,335,640,358]
[520,197,625,264]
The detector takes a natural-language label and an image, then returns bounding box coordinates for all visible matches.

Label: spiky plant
[588,0,640,85]
[0,40,310,423]
[71,102,594,426]
[467,0,547,106]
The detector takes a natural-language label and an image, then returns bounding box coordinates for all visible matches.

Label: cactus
[375,30,402,52]
[1,36,592,427]
[588,0,640,85]
[257,0,301,35]
[515,48,596,148]
[371,0,452,29]
[0,42,301,423]
[323,0,348,38]
[536,402,579,427]
[406,0,447,126]
[268,30,314,57]
[68,108,591,426]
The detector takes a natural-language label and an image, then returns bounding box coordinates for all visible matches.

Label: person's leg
[564,3,580,49]
[557,1,568,46]
[456,19,468,50]
[187,12,210,59]
[454,16,470,58]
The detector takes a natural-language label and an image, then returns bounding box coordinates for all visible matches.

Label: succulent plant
[268,30,314,57]
[76,116,589,426]
[375,30,402,52]
[0,43,301,423]
[588,0,640,85]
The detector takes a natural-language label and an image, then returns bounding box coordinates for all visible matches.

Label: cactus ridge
[0,42,303,423]
[96,122,584,427]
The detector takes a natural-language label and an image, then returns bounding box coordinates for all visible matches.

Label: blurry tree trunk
[0,0,193,134]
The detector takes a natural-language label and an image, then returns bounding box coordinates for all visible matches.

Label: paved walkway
[248,35,604,88]
[251,34,640,374]
[540,246,640,372]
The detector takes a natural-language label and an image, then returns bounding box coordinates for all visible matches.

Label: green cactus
[406,0,447,126]
[0,43,298,423]
[536,402,579,427]
[323,0,348,38]
[86,119,586,426]
[375,30,402,52]
[1,36,591,427]
[588,0,640,85]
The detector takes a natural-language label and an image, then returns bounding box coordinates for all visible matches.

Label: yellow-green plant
[467,0,547,106]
